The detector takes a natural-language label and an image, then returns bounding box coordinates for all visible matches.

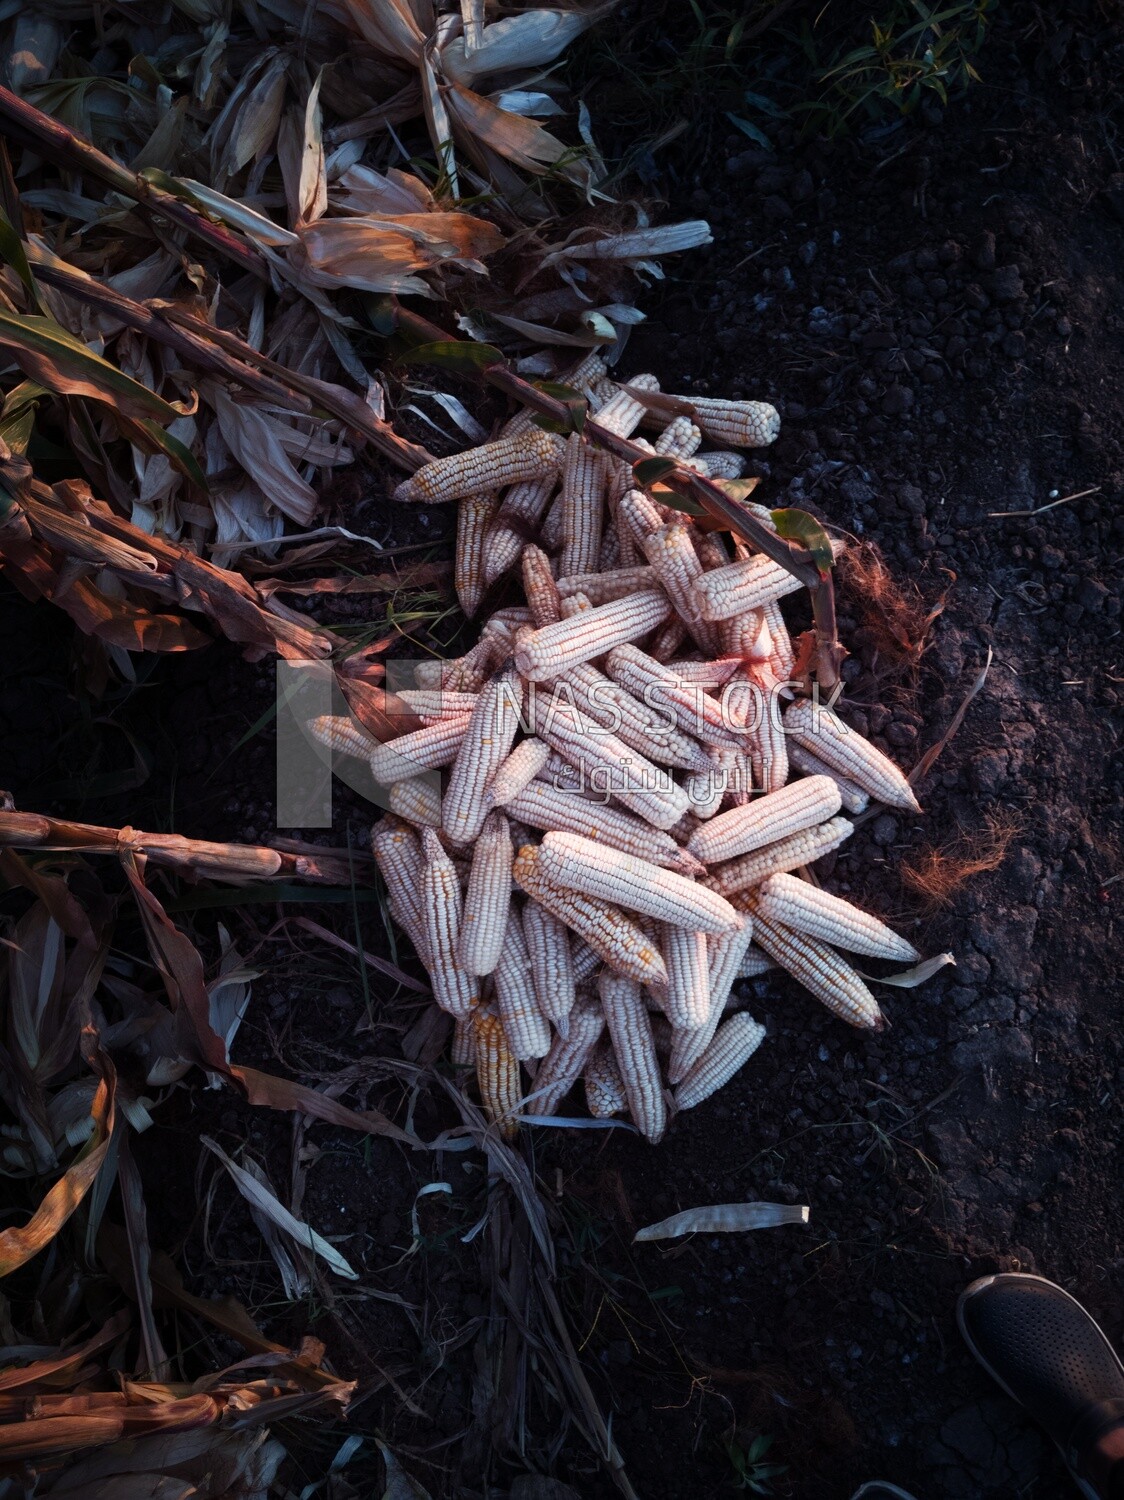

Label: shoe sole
[957,1272,1124,1500]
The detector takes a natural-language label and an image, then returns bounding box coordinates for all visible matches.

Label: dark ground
[3,4,1124,1498]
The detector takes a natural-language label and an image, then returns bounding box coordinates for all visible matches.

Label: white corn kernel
[538,831,743,935]
[394,428,563,504]
[422,829,478,1018]
[756,873,920,961]
[706,815,854,896]
[599,970,666,1142]
[460,811,514,975]
[493,911,553,1059]
[513,844,668,988]
[676,1013,767,1111]
[442,666,524,844]
[687,776,842,864]
[784,698,922,813]
[514,589,671,681]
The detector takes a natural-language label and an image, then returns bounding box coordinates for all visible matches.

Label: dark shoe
[958,1272,1124,1500]
[850,1485,921,1499]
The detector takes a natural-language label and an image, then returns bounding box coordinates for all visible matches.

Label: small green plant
[724,1431,788,1493]
[797,0,996,135]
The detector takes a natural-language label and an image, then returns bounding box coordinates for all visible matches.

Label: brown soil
[3,5,1124,1499]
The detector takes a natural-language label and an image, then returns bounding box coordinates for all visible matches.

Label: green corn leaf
[632,455,678,488]
[532,379,586,434]
[0,312,195,423]
[0,207,43,311]
[398,340,504,373]
[771,507,835,575]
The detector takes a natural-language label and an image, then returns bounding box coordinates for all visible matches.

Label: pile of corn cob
[349,355,928,1143]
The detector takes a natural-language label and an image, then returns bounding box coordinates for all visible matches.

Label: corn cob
[762,599,795,683]
[641,522,719,650]
[561,660,712,773]
[721,609,769,660]
[668,917,756,1082]
[538,831,744,936]
[783,698,922,813]
[388,775,442,828]
[648,616,689,661]
[539,489,566,551]
[474,1008,522,1137]
[598,522,621,572]
[451,1014,477,1066]
[663,395,780,449]
[675,1013,767,1111]
[571,938,601,985]
[617,488,665,545]
[706,815,854,896]
[662,657,744,689]
[394,428,563,504]
[412,637,495,693]
[371,818,430,962]
[493,912,553,1059]
[421,830,478,1018]
[514,589,671,682]
[489,606,534,631]
[442,666,523,843]
[513,844,668,987]
[692,529,732,572]
[556,564,657,605]
[559,432,606,577]
[605,644,743,749]
[592,373,659,438]
[737,946,776,978]
[489,738,550,807]
[558,591,592,619]
[684,760,726,820]
[692,554,806,622]
[717,744,755,806]
[529,700,691,830]
[660,925,711,1029]
[505,778,691,871]
[395,689,481,722]
[686,776,842,864]
[456,491,499,618]
[741,894,885,1030]
[523,900,577,1034]
[744,681,789,793]
[756,873,920,961]
[522,544,562,626]
[584,1042,627,1118]
[654,415,702,459]
[529,995,605,1115]
[483,476,558,585]
[369,715,471,784]
[686,451,747,479]
[308,714,376,759]
[459,811,514,975]
[599,970,667,1141]
[787,741,870,814]
[562,350,608,394]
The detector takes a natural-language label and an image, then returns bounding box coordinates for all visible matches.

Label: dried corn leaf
[634,1202,810,1242]
[0,1051,116,1277]
[441,8,606,83]
[203,1136,357,1282]
[445,82,592,188]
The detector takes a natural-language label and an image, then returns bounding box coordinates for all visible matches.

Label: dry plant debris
[342,368,948,1141]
